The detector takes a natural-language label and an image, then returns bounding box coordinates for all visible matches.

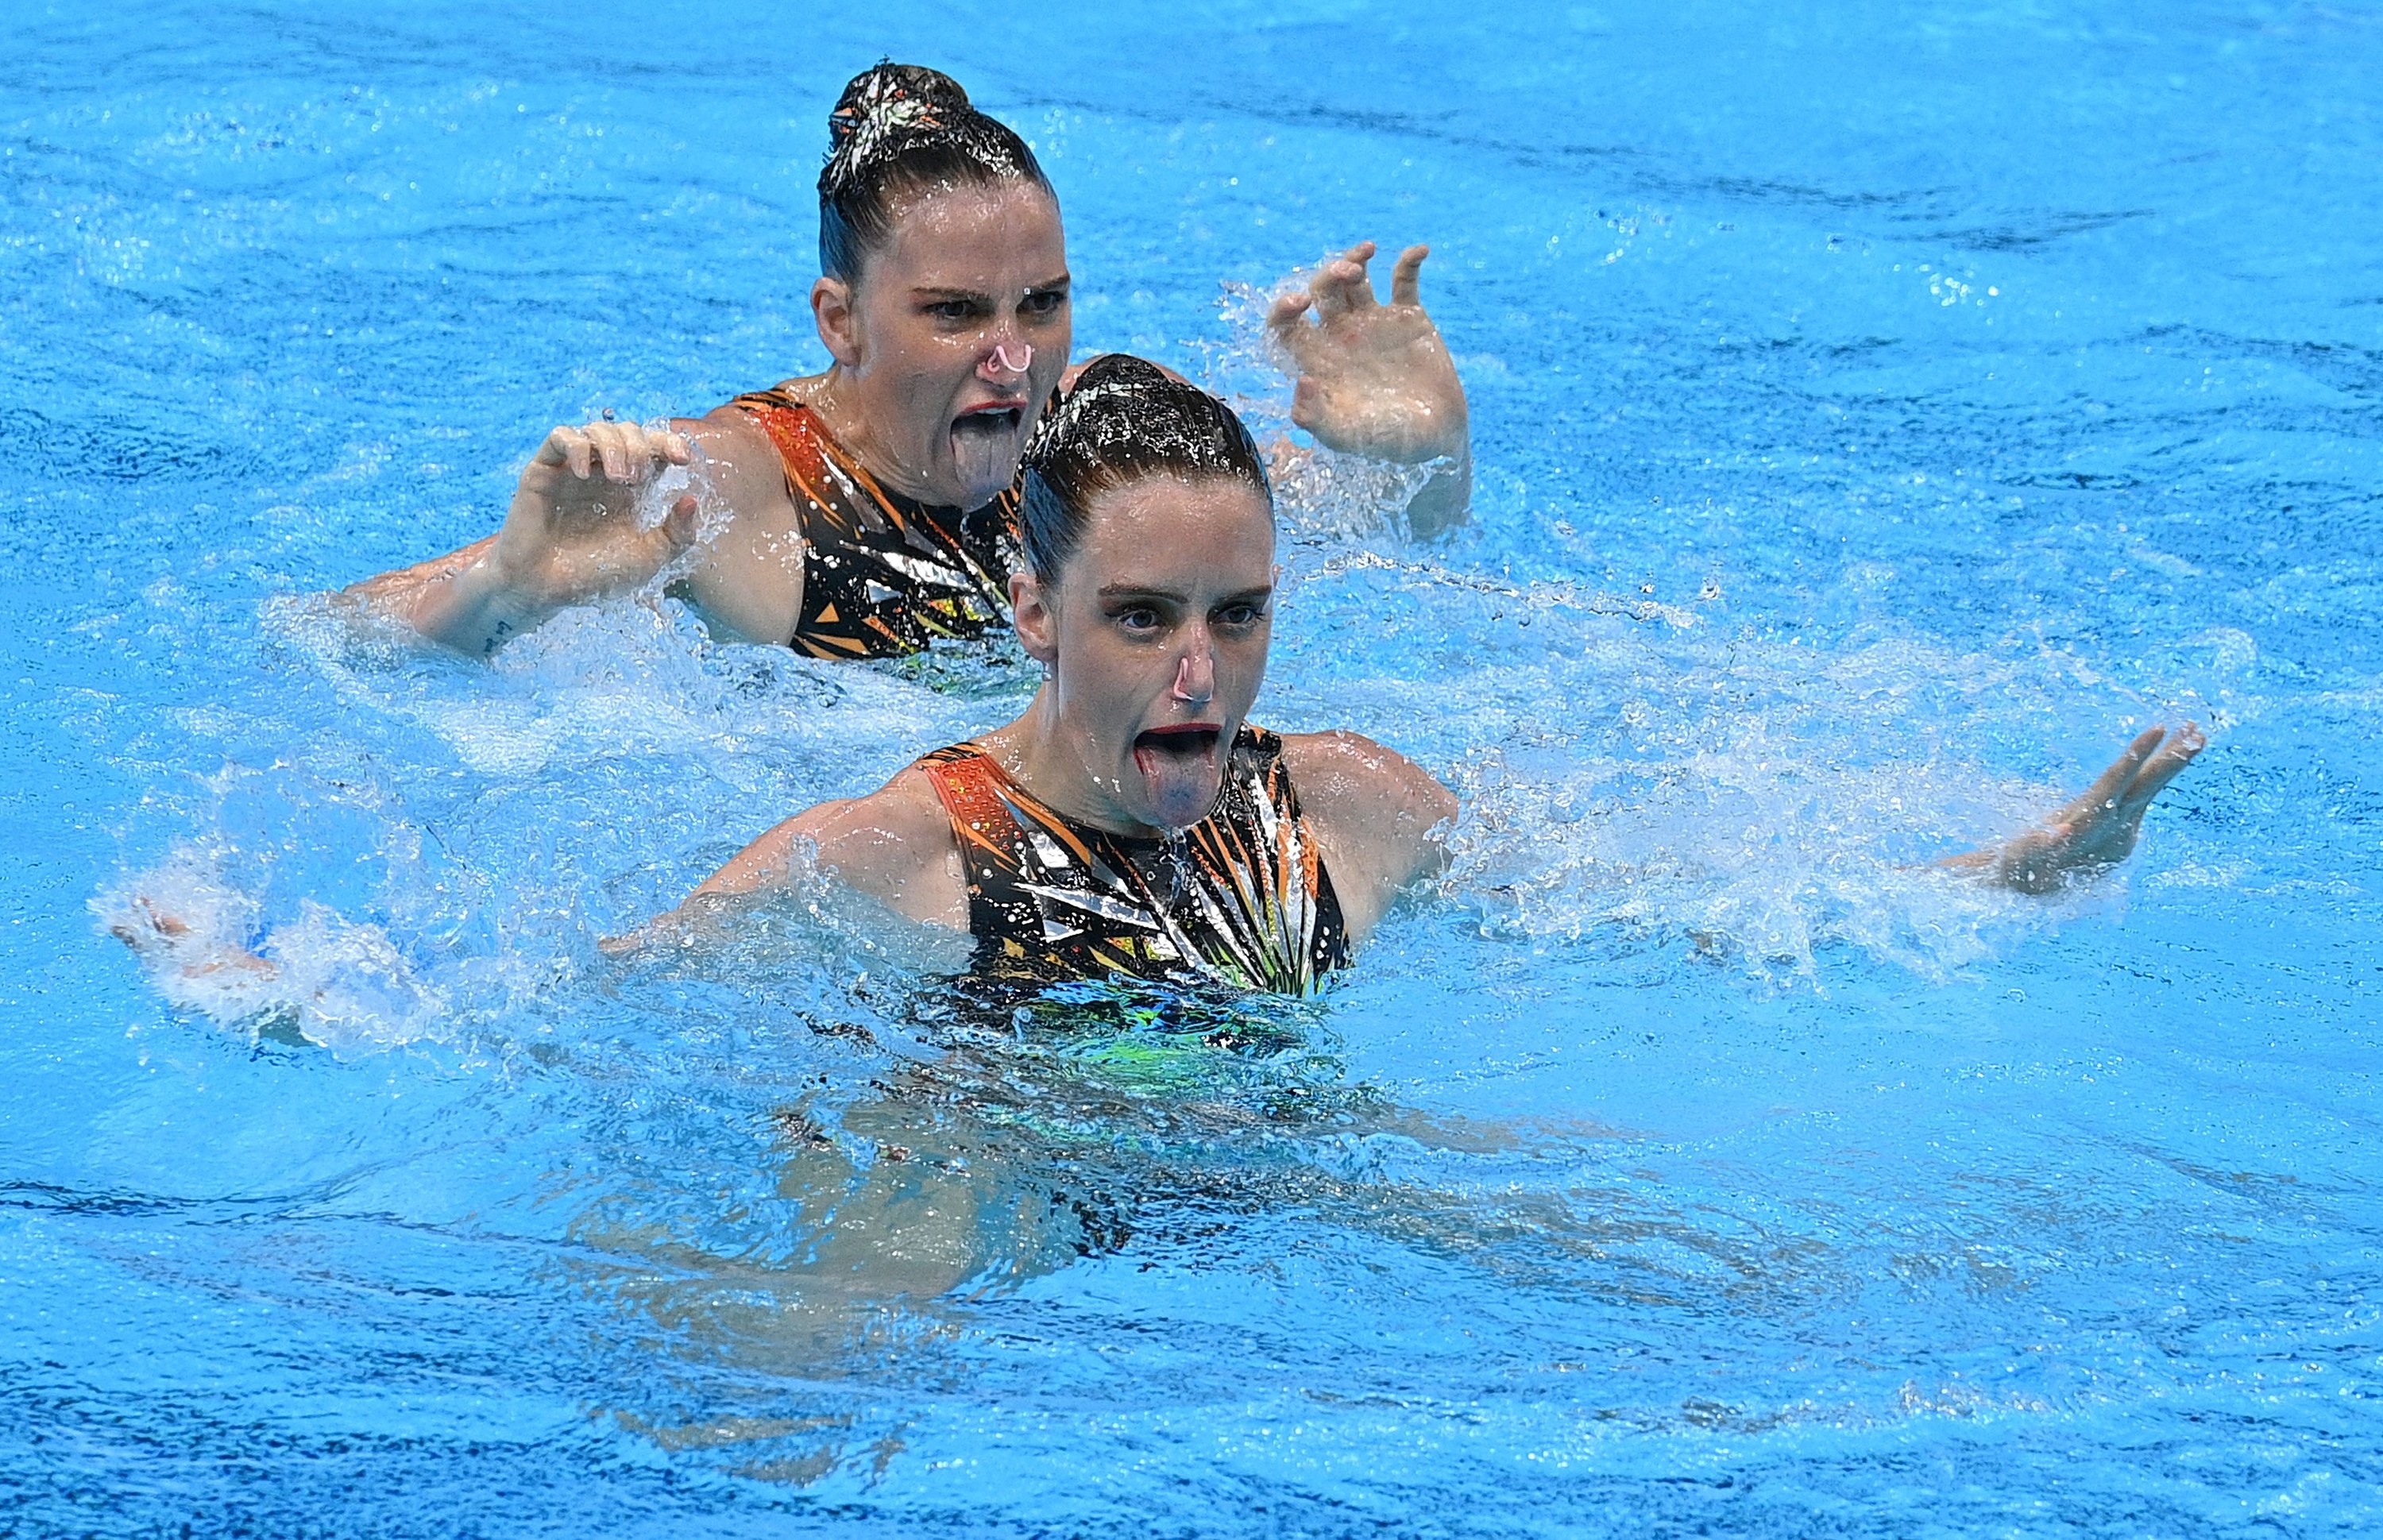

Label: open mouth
[951,403,1024,438]
[1132,724,1221,762]
[948,404,1027,496]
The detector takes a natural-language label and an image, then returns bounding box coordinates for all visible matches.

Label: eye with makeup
[1107,601,1166,635]
[921,295,990,326]
[1212,596,1271,631]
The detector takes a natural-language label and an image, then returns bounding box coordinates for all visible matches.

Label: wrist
[1426,409,1470,468]
[419,551,554,654]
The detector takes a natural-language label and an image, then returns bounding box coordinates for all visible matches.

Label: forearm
[340,538,554,657]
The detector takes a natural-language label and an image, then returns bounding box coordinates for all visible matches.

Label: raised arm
[1944,724,2207,894]
[346,418,700,654]
[1280,729,1459,942]
[1266,241,1472,535]
[344,408,809,656]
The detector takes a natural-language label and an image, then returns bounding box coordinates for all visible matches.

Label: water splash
[93,839,447,1051]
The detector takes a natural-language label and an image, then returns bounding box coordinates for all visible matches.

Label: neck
[798,367,946,507]
[980,686,1166,839]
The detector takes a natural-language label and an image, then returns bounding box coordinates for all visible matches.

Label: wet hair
[818,63,1053,285]
[1019,354,1273,582]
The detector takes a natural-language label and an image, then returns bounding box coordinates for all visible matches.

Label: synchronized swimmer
[115,60,2202,1007]
[346,64,1471,661]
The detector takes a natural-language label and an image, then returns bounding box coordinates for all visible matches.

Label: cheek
[867,311,972,387]
[1219,630,1270,692]
[899,334,971,384]
[1058,627,1159,709]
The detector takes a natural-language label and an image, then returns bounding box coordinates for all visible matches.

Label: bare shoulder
[791,765,955,870]
[1279,729,1458,828]
[1276,729,1457,943]
[695,764,965,928]
[666,403,810,642]
[682,406,781,489]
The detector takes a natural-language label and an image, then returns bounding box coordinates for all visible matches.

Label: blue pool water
[6,0,2381,1532]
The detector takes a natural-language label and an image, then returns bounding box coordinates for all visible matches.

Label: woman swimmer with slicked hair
[119,364,2198,995]
[635,359,2204,995]
[350,63,1473,662]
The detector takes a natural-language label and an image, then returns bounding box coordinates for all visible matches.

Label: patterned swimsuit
[729,387,1025,658]
[917,727,1350,996]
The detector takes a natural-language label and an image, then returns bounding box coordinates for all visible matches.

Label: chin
[1149,792,1221,834]
[957,471,1017,508]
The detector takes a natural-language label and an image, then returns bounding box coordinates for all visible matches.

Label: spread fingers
[2063,726,2166,822]
[1310,241,1381,321]
[2120,721,2206,812]
[1267,289,1315,333]
[1390,244,1430,308]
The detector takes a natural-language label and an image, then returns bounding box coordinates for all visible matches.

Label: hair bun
[814,62,1048,284]
[827,63,973,158]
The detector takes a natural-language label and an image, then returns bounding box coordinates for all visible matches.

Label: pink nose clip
[1172,652,1211,704]
[983,341,1033,379]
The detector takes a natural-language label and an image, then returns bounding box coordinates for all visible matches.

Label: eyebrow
[908,274,1072,303]
[1097,583,1274,606]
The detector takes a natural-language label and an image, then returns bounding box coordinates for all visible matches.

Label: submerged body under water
[5,0,2380,1534]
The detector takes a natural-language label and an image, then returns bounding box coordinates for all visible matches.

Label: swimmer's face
[1011,476,1276,835]
[812,180,1071,508]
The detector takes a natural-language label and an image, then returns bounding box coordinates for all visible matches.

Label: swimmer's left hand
[1946,724,2207,894]
[1268,241,1469,469]
[109,896,280,981]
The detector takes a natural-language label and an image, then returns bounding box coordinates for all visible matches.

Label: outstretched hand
[1266,241,1468,467]
[1949,724,2207,894]
[491,419,702,613]
[110,896,277,982]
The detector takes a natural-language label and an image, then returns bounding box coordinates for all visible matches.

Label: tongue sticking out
[1130,727,1224,829]
[949,407,1024,501]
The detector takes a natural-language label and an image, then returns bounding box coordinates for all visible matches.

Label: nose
[1171,639,1214,706]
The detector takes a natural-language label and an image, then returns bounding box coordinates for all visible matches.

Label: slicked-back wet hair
[1019,354,1273,584]
[818,62,1054,286]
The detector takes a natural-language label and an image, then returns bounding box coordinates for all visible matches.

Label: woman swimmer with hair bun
[635,360,2203,995]
[350,63,1473,661]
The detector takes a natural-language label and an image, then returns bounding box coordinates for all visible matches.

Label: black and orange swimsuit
[916,727,1351,996]
[729,386,1025,658]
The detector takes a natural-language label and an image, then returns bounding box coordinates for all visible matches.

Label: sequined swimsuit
[729,387,1025,658]
[916,727,1350,995]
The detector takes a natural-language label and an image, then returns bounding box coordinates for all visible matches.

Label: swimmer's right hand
[1943,724,2207,894]
[488,419,702,615]
[345,418,706,656]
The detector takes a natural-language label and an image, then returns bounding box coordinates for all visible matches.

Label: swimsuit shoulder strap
[916,742,1023,872]
[726,388,905,524]
[914,743,1087,973]
[724,389,1019,659]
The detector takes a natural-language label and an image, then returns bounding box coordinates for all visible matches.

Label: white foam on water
[93,841,448,1052]
[1271,556,2198,985]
